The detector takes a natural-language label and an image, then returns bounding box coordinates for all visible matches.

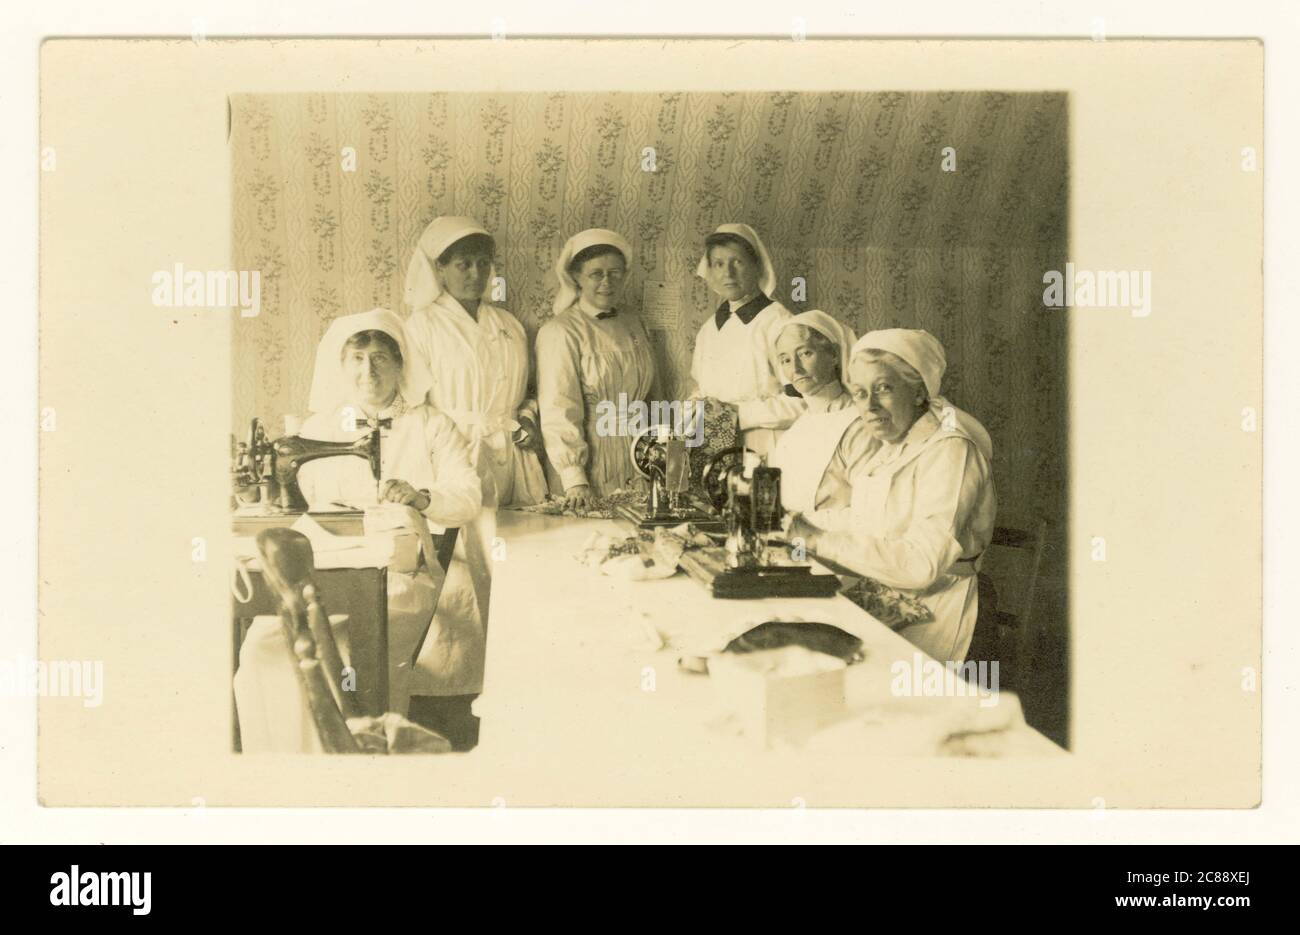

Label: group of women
[241,215,997,749]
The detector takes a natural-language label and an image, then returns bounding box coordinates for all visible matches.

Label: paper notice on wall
[641,280,681,331]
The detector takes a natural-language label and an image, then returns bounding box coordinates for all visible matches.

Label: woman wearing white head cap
[689,223,805,456]
[766,311,874,517]
[536,228,656,510]
[787,328,996,664]
[245,310,484,740]
[402,216,548,509]
[771,310,857,413]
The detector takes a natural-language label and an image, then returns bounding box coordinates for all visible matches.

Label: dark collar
[715,293,771,330]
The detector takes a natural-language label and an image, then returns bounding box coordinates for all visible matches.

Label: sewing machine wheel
[629,424,666,479]
[701,446,745,512]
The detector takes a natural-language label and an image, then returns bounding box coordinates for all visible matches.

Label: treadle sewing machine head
[675,447,842,599]
[231,417,382,515]
[615,423,727,530]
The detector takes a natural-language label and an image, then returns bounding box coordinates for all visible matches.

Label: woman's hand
[562,484,595,511]
[784,512,819,554]
[512,414,544,452]
[380,478,431,512]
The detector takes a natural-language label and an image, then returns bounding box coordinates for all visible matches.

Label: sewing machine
[677,447,841,599]
[615,424,725,530]
[231,417,382,516]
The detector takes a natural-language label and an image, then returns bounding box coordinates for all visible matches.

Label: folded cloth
[289,512,348,551]
[362,502,429,574]
[508,486,646,519]
[573,530,678,580]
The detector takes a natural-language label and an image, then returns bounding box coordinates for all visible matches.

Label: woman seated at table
[689,222,804,456]
[537,228,656,511]
[767,310,872,517]
[295,309,484,722]
[785,328,996,664]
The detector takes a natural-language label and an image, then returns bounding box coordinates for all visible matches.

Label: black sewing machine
[231,417,382,515]
[615,424,725,530]
[677,447,841,599]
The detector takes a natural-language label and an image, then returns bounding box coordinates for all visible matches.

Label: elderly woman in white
[536,228,656,510]
[786,329,996,664]
[234,310,483,751]
[767,310,872,517]
[689,222,804,456]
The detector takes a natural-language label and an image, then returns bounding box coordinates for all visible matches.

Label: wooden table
[470,511,1062,804]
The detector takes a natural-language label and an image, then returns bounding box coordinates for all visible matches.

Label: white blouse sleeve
[813,437,991,591]
[687,323,707,399]
[736,309,805,429]
[510,316,540,424]
[421,409,483,527]
[737,393,806,431]
[535,321,591,491]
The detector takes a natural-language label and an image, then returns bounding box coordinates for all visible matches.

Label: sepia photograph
[227,89,1070,760]
[31,33,1265,819]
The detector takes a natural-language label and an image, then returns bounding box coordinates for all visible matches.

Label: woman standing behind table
[402,215,548,509]
[536,228,656,512]
[401,216,548,732]
[786,328,996,664]
[767,310,873,518]
[689,222,805,457]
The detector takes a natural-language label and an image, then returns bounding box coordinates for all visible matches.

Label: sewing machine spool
[615,424,725,531]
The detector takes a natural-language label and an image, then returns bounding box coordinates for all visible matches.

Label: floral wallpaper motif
[232,91,1067,527]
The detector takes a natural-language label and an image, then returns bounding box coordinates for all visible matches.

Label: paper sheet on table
[232,513,406,569]
[289,512,365,552]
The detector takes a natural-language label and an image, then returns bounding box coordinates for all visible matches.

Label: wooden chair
[969,519,1049,690]
[256,527,363,753]
[253,526,461,754]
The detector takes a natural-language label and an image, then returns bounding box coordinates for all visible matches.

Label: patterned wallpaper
[231,91,1067,527]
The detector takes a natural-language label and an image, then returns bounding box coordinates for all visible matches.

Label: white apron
[845,431,983,665]
[768,407,861,516]
[296,404,488,701]
[404,295,549,509]
[535,305,658,497]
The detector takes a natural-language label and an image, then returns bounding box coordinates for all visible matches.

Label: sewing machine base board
[679,548,842,599]
[615,503,726,532]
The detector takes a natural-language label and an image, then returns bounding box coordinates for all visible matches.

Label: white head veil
[308,309,432,414]
[694,222,778,299]
[552,228,633,314]
[403,216,494,310]
[771,309,858,384]
[849,328,994,460]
